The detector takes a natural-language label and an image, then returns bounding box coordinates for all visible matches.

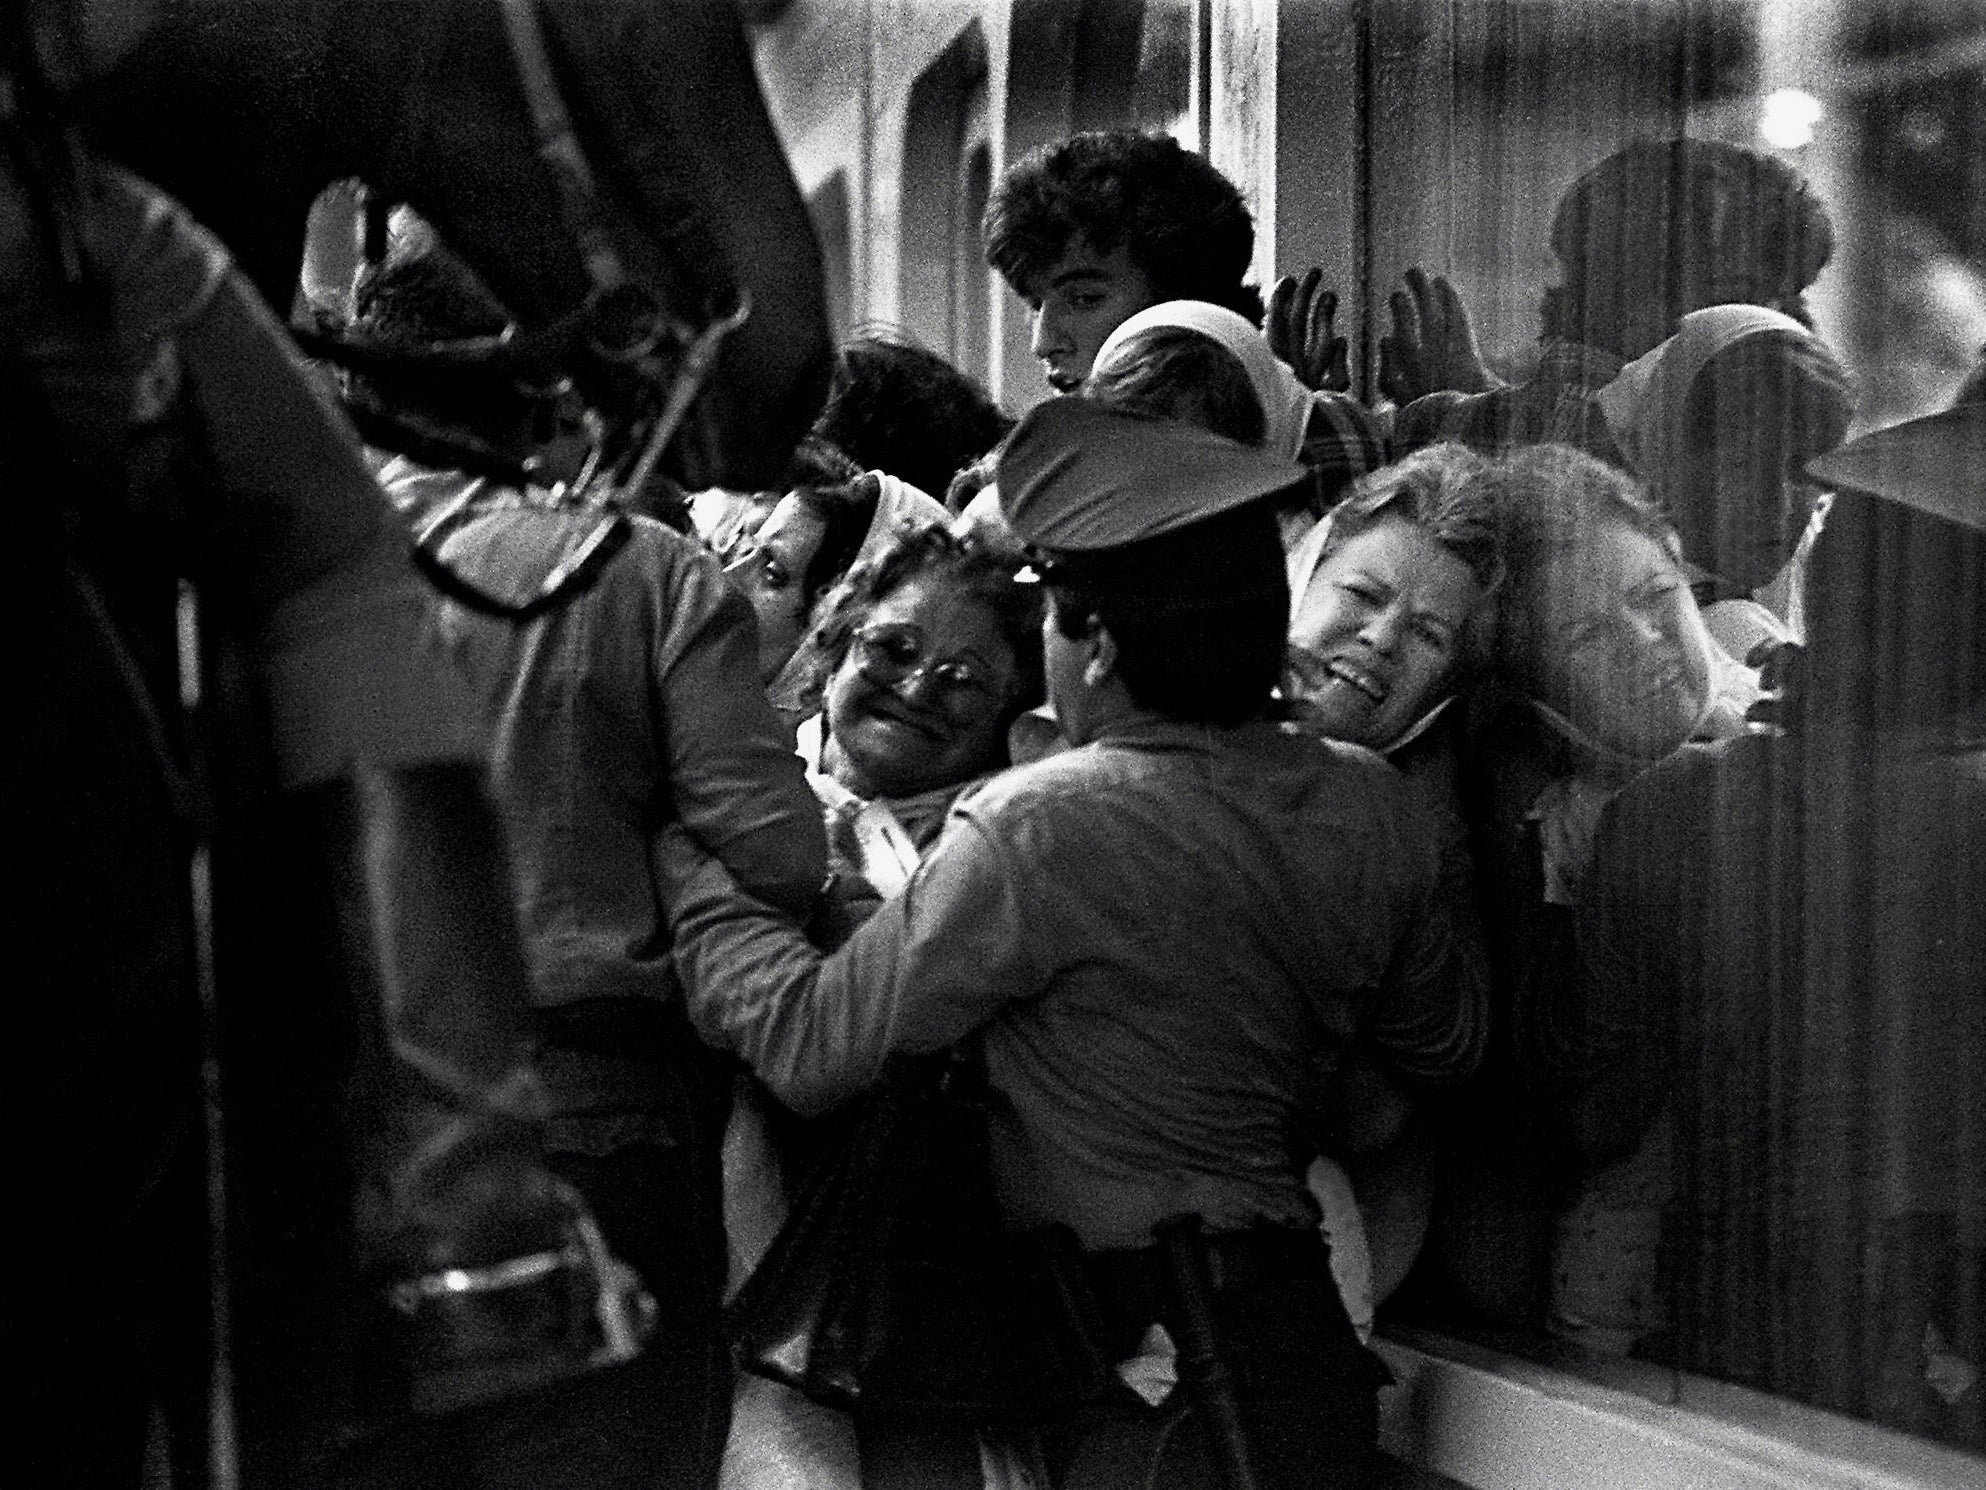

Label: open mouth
[1045,367,1082,394]
[1326,657,1390,707]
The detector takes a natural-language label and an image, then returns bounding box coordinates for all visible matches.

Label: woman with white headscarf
[1087,300,1387,546]
[1594,303,1854,655]
[1279,444,1503,1331]
[722,471,951,692]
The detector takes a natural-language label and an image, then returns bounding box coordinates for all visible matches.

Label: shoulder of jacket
[954,742,1140,821]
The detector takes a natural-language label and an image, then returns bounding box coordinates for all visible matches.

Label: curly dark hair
[1544,137,1835,354]
[804,331,1014,499]
[781,525,1045,727]
[983,131,1263,324]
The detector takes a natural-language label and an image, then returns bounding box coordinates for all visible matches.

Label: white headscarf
[1280,507,1460,757]
[854,472,950,566]
[1594,303,1822,501]
[1092,300,1315,463]
[1284,504,1339,616]
[766,472,949,712]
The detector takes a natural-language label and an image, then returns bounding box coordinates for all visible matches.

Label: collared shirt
[1302,389,1389,505]
[794,712,981,925]
[666,716,1485,1250]
[380,464,827,1010]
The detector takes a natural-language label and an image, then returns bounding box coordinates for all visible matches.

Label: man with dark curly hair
[983,130,1262,393]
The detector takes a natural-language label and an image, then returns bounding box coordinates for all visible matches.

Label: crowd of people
[13,76,1985,1490]
[676,128,1982,1484]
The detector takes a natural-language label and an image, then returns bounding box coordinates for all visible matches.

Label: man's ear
[1084,622,1118,688]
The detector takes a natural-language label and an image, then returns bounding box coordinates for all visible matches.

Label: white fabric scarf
[1092,299,1316,464]
[1594,303,1819,504]
[766,472,949,711]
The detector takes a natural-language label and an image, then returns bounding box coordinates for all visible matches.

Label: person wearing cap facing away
[1572,405,1986,1450]
[656,400,1485,1489]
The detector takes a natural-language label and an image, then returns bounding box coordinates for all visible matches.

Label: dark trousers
[2,1140,209,1490]
[1055,1234,1387,1490]
[855,1230,1386,1490]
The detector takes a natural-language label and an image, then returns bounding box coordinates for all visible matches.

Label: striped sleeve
[1300,391,1388,504]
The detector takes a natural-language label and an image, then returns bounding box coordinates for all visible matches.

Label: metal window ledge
[1374,1325,1985,1490]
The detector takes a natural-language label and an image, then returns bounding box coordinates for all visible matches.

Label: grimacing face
[1286,516,1485,749]
[1023,238,1160,394]
[823,572,1019,800]
[1529,520,1717,760]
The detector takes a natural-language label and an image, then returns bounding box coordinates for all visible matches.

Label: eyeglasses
[850,622,1000,702]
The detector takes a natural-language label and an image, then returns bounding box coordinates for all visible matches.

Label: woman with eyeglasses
[782,523,1044,928]
[720,523,1042,1490]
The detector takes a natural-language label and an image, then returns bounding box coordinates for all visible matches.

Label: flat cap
[1807,401,1986,536]
[997,397,1305,553]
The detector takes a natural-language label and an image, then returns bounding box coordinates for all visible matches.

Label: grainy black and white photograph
[6,1,1982,1487]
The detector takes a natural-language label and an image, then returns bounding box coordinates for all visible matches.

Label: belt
[1082,1222,1328,1331]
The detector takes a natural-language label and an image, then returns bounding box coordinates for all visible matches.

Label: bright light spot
[1759,88,1824,150]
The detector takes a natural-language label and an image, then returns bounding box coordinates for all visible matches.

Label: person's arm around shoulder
[656,801,1044,1117]
[647,528,827,919]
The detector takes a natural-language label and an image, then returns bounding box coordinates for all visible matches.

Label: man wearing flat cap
[1572,403,1986,1451]
[657,400,1484,1487]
